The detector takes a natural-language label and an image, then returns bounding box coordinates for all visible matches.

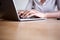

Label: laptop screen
[13,0,29,11]
[0,0,19,21]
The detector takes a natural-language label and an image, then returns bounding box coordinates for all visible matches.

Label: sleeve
[56,0,60,10]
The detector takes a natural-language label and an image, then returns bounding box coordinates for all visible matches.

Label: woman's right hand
[18,10,45,18]
[18,10,30,18]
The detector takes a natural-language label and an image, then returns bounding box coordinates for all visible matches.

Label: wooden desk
[0,19,60,40]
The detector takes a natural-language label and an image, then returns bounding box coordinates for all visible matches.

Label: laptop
[0,0,45,21]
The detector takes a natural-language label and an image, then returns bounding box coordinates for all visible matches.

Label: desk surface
[0,19,60,40]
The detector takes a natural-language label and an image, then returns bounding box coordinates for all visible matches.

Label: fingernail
[21,16,23,17]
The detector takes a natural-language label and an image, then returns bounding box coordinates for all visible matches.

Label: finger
[18,10,24,15]
[18,10,25,18]
[23,11,34,18]
[27,14,35,18]
[21,10,30,18]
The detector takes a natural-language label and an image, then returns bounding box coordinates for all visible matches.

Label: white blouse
[26,0,57,12]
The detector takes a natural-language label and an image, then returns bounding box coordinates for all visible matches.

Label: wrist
[41,13,47,18]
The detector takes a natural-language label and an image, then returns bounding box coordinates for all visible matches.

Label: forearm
[44,11,60,18]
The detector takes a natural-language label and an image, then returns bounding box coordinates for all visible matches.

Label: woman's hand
[23,10,45,18]
[18,10,30,18]
[18,10,45,18]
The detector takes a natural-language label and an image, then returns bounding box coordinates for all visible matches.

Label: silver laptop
[0,0,45,21]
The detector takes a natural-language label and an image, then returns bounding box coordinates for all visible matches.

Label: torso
[34,0,57,12]
[26,0,57,12]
